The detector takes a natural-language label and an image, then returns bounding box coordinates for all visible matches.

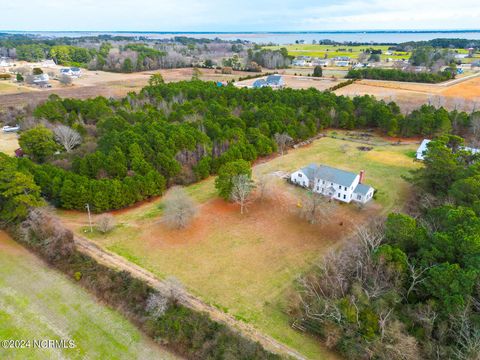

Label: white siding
[290,170,309,188]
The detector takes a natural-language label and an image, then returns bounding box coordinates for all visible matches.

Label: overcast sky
[2,0,480,31]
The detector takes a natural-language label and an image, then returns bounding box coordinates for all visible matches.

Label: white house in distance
[253,75,285,89]
[416,139,480,160]
[290,164,375,204]
[60,67,82,78]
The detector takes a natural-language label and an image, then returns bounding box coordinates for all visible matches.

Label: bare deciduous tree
[145,292,169,319]
[163,187,197,228]
[96,214,116,234]
[274,133,293,156]
[298,191,336,224]
[231,174,255,214]
[53,125,82,152]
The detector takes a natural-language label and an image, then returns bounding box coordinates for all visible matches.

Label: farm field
[0,132,19,155]
[264,44,480,63]
[335,74,480,111]
[263,44,411,61]
[0,231,179,360]
[0,68,255,109]
[58,134,420,359]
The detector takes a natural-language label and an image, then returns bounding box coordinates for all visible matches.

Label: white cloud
[1,0,479,31]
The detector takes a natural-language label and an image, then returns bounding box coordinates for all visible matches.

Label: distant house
[40,59,57,68]
[416,139,480,160]
[335,61,350,67]
[334,56,351,61]
[290,164,375,204]
[33,73,49,83]
[60,67,82,78]
[454,54,468,59]
[70,67,82,77]
[253,75,285,89]
[0,57,12,67]
[252,78,268,88]
[292,59,307,67]
[60,68,73,76]
[2,125,20,133]
[312,59,330,67]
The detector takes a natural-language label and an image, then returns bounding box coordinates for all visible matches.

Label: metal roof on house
[253,79,267,87]
[300,164,358,187]
[354,183,373,195]
[266,75,282,85]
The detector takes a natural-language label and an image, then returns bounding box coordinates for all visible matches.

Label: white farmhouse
[290,164,375,204]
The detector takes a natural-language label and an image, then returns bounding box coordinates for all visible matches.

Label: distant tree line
[346,68,455,83]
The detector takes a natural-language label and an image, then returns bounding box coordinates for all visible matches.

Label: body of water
[3,30,480,45]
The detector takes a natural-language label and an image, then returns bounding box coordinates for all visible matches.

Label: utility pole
[85,203,93,233]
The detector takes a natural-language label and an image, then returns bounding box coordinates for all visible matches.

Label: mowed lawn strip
[0,231,179,360]
[60,136,420,359]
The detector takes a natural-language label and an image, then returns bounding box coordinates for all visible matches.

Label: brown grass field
[58,134,420,359]
[0,132,19,155]
[0,68,257,109]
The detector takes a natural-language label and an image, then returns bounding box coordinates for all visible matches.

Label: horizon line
[2,29,480,34]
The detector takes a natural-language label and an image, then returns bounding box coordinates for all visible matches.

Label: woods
[347,68,456,83]
[6,79,476,213]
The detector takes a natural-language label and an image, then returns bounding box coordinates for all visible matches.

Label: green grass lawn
[0,231,179,360]
[60,135,420,360]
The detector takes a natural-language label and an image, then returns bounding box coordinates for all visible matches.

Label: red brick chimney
[359,170,365,184]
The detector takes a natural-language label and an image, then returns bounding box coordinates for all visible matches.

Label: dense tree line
[346,68,455,83]
[398,38,480,50]
[291,135,480,359]
[247,47,293,68]
[13,81,476,212]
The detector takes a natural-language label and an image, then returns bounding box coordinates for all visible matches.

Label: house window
[322,180,325,184]
[317,186,320,191]
[357,194,362,200]
[343,194,346,199]
[298,173,302,177]
[338,193,341,197]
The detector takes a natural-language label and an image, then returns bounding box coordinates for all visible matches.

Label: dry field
[335,74,480,111]
[0,68,255,109]
[58,134,420,360]
[0,231,179,360]
[0,132,19,155]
